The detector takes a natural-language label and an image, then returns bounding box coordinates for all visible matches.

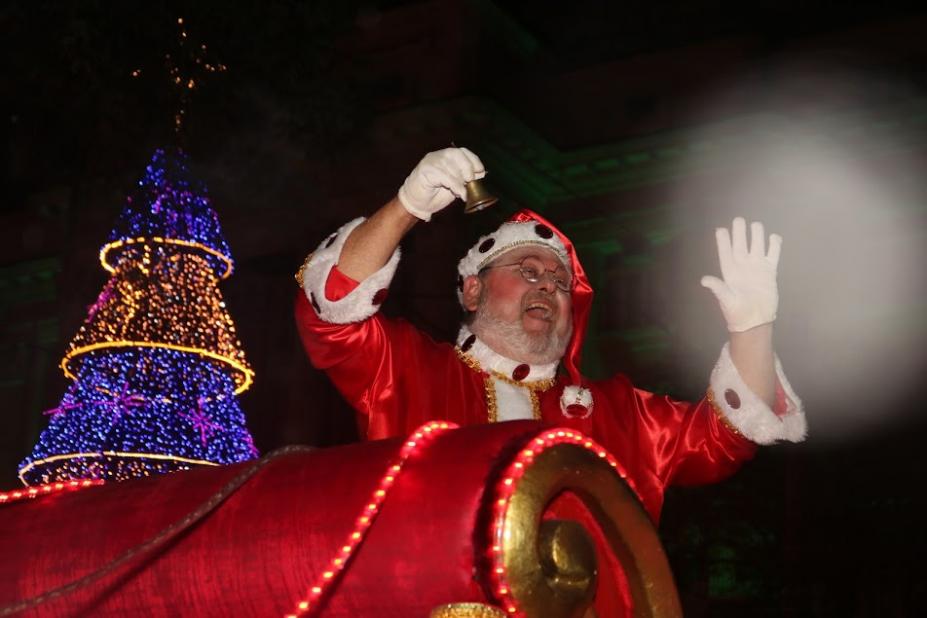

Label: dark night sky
[4,0,925,205]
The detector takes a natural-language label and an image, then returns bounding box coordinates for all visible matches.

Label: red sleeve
[295,266,430,440]
[323,265,360,301]
[596,378,757,490]
[652,393,758,487]
[575,378,758,522]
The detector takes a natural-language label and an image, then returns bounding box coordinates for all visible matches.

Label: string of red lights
[0,479,105,506]
[488,428,629,616]
[284,420,458,618]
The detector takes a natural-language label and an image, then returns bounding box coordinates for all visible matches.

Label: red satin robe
[295,267,757,523]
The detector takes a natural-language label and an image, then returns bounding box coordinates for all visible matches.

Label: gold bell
[464,179,498,213]
[429,602,507,618]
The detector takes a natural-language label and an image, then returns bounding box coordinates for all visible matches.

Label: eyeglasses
[481,256,572,292]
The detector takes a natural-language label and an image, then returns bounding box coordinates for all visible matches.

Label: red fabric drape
[1,422,644,617]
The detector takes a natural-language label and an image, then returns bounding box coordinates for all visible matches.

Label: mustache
[471,293,572,365]
[521,291,558,314]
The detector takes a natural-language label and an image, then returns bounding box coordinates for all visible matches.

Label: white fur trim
[456,326,558,381]
[493,379,535,421]
[301,217,401,324]
[560,385,593,419]
[709,343,807,445]
[457,220,569,305]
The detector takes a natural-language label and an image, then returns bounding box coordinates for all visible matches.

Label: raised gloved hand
[701,217,782,332]
[397,147,485,221]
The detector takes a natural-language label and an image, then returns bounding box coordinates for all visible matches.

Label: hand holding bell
[397,147,497,220]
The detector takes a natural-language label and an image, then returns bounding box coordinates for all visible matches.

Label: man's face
[464,246,573,365]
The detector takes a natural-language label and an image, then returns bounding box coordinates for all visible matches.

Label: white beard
[470,293,572,365]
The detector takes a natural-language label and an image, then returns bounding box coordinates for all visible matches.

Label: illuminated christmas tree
[19,148,258,485]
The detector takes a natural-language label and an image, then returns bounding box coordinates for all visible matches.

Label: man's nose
[534,273,557,293]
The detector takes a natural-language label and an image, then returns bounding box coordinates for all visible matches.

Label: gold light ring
[61,341,254,394]
[100,237,234,279]
[18,451,219,486]
[496,443,682,618]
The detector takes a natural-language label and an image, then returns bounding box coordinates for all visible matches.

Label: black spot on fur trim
[535,224,554,239]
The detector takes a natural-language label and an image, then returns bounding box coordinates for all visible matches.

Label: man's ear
[461,275,483,312]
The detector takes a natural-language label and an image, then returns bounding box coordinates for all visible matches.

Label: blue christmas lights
[20,348,257,485]
[19,148,258,485]
[102,148,234,279]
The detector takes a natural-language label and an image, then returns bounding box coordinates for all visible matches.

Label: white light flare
[667,71,927,443]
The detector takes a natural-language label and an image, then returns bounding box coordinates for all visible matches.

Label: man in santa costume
[295,147,806,522]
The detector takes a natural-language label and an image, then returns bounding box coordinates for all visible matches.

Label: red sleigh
[0,421,680,617]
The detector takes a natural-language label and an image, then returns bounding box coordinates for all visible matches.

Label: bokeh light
[667,65,927,442]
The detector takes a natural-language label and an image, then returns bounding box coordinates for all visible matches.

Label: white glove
[397,147,486,221]
[701,217,782,332]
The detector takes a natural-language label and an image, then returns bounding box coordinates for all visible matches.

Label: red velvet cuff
[773,381,788,417]
[325,265,361,301]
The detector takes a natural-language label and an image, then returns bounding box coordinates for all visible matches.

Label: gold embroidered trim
[528,389,541,421]
[455,350,555,391]
[706,388,745,438]
[485,373,499,423]
[456,349,551,422]
[294,252,314,289]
